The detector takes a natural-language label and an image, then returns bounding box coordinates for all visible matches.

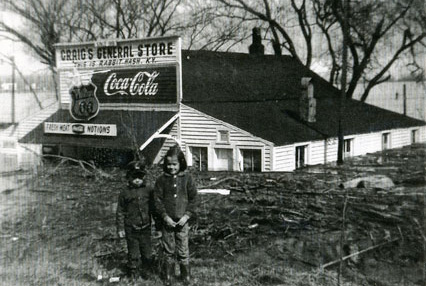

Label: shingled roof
[181,50,425,145]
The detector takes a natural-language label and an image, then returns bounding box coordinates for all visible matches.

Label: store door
[343,139,353,159]
[295,145,307,169]
[382,133,391,150]
[190,147,208,171]
[215,148,233,171]
[241,149,261,172]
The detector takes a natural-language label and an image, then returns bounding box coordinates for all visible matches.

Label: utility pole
[403,84,407,116]
[337,0,349,165]
[116,0,120,38]
[11,56,16,124]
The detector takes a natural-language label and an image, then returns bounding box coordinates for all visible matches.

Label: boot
[127,267,138,281]
[140,257,153,279]
[180,263,190,285]
[163,261,174,286]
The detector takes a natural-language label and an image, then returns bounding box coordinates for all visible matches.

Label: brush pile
[190,144,425,284]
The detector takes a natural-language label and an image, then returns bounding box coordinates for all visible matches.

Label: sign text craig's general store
[56,38,179,69]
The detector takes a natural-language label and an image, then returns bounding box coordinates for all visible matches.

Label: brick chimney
[299,77,316,122]
[249,28,264,55]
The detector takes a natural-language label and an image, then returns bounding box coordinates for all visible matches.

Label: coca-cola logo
[91,67,177,104]
[104,71,159,96]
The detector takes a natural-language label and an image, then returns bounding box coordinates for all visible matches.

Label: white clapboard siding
[345,127,426,158]
[273,140,324,171]
[325,138,338,163]
[179,105,273,171]
[352,133,381,156]
[420,126,426,142]
[273,145,294,171]
[391,128,411,148]
[310,140,326,165]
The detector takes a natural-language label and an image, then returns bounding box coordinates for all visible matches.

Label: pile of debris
[190,144,425,283]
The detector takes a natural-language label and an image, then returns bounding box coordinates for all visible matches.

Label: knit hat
[126,161,146,181]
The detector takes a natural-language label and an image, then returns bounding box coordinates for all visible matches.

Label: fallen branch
[199,177,243,189]
[94,249,126,258]
[320,238,399,270]
[44,154,94,171]
[51,158,67,174]
[29,189,55,193]
[352,206,403,222]
[42,154,111,178]
[412,218,426,243]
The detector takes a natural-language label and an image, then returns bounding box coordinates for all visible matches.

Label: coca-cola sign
[104,71,159,96]
[91,67,177,104]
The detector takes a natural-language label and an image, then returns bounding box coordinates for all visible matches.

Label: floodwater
[354,81,426,120]
[0,91,56,123]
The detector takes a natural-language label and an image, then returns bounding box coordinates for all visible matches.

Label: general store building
[20,34,426,171]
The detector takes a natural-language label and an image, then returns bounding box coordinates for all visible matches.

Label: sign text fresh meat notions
[104,71,159,97]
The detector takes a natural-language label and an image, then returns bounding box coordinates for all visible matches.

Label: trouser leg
[161,226,176,285]
[176,224,190,284]
[175,224,189,264]
[138,229,153,276]
[161,226,176,263]
[125,231,140,276]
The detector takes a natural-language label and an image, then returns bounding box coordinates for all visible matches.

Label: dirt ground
[0,143,425,286]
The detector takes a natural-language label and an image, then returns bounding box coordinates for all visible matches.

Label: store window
[295,145,308,169]
[189,146,208,171]
[241,149,261,172]
[382,132,391,150]
[344,138,354,158]
[214,148,233,171]
[217,130,230,143]
[411,129,419,144]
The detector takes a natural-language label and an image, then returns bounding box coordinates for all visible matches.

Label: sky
[0,11,48,76]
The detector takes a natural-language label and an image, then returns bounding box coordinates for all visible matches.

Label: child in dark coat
[116,162,154,279]
[154,146,198,286]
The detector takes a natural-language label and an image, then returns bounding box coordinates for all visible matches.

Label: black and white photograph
[0,1,425,285]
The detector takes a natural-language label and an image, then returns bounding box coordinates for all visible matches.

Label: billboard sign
[54,36,181,115]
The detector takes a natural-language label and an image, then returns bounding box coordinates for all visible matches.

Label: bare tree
[214,0,313,66]
[329,0,425,101]
[213,0,425,101]
[0,0,76,98]
[77,0,185,39]
[180,1,252,51]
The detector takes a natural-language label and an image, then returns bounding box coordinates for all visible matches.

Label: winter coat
[116,185,155,232]
[154,172,198,221]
